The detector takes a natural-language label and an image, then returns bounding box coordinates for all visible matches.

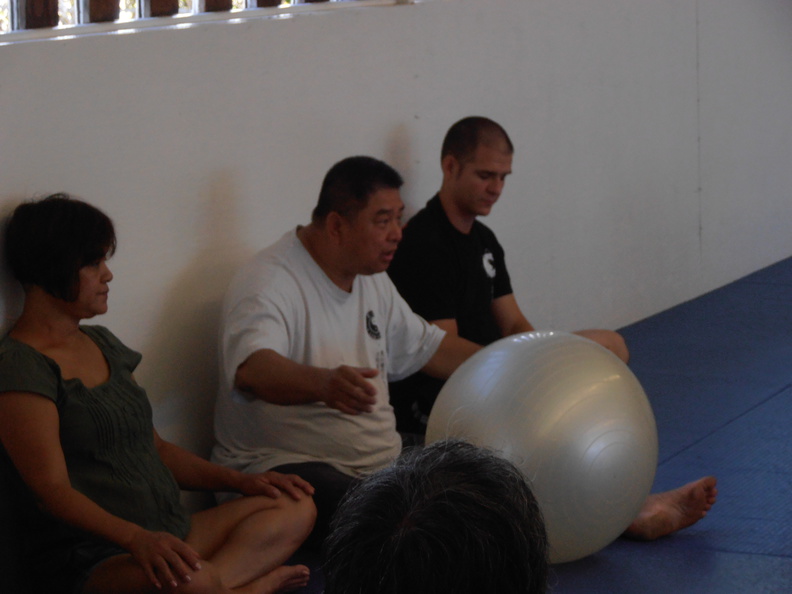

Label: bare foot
[623,476,718,541]
[242,565,311,594]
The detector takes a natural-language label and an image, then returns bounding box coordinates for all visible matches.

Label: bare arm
[420,332,481,380]
[154,430,313,500]
[0,392,200,589]
[419,296,528,380]
[492,295,629,361]
[234,348,378,415]
[491,293,535,337]
[428,293,533,345]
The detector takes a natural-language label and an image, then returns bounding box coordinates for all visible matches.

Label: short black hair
[4,193,116,302]
[323,439,548,594]
[312,156,403,223]
[441,116,514,163]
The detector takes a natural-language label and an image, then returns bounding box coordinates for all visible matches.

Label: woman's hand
[125,528,202,590]
[237,471,315,501]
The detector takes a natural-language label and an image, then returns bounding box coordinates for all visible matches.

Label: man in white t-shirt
[211,156,479,539]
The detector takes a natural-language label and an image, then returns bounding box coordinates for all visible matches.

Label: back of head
[323,439,548,594]
[312,156,403,223]
[4,193,116,301]
[441,116,514,164]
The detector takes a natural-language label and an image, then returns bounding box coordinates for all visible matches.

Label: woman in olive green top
[0,195,317,594]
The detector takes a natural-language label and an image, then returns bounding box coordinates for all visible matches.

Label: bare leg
[83,495,316,594]
[574,329,630,363]
[84,556,310,594]
[623,476,718,540]
[187,494,316,589]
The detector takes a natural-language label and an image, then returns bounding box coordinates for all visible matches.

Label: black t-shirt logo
[482,250,497,279]
[366,310,381,339]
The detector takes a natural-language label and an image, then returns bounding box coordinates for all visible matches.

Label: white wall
[2,0,792,455]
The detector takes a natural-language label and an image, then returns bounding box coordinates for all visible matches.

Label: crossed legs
[83,494,316,594]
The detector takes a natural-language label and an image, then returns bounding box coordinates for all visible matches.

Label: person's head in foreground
[323,439,548,594]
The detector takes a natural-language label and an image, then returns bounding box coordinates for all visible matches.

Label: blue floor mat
[551,544,792,593]
[552,256,792,592]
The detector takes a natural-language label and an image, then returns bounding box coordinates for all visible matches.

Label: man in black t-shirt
[388,116,629,437]
[387,117,718,543]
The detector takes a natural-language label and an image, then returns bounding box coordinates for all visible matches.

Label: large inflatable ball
[426,331,658,563]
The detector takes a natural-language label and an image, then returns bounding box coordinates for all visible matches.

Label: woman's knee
[255,494,316,542]
[290,495,318,541]
[241,492,316,526]
[220,494,316,553]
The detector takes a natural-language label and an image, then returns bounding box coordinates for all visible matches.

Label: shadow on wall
[383,120,423,217]
[384,121,413,183]
[140,173,249,509]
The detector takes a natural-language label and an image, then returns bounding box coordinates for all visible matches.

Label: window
[0,0,399,36]
[1,0,12,31]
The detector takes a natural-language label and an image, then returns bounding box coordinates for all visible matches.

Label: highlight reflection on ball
[426,331,658,564]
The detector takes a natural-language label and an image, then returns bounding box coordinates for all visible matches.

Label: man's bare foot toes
[623,476,718,540]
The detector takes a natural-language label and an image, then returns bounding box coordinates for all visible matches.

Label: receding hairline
[441,117,514,164]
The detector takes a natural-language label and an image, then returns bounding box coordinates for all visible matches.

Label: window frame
[0,0,415,43]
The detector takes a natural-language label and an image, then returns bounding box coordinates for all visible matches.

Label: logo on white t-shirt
[483,250,496,279]
[366,310,381,340]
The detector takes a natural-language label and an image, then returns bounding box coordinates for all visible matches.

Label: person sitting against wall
[387,116,718,541]
[322,439,549,594]
[0,194,317,594]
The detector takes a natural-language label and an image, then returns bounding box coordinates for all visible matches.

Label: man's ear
[325,211,346,243]
[441,154,460,179]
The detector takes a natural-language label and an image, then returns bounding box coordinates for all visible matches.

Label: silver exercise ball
[426,331,658,564]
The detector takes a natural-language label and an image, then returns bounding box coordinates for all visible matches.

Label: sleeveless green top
[0,326,190,556]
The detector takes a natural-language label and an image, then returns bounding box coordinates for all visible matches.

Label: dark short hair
[441,116,514,164]
[323,439,548,594]
[311,156,403,223]
[4,193,116,301]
